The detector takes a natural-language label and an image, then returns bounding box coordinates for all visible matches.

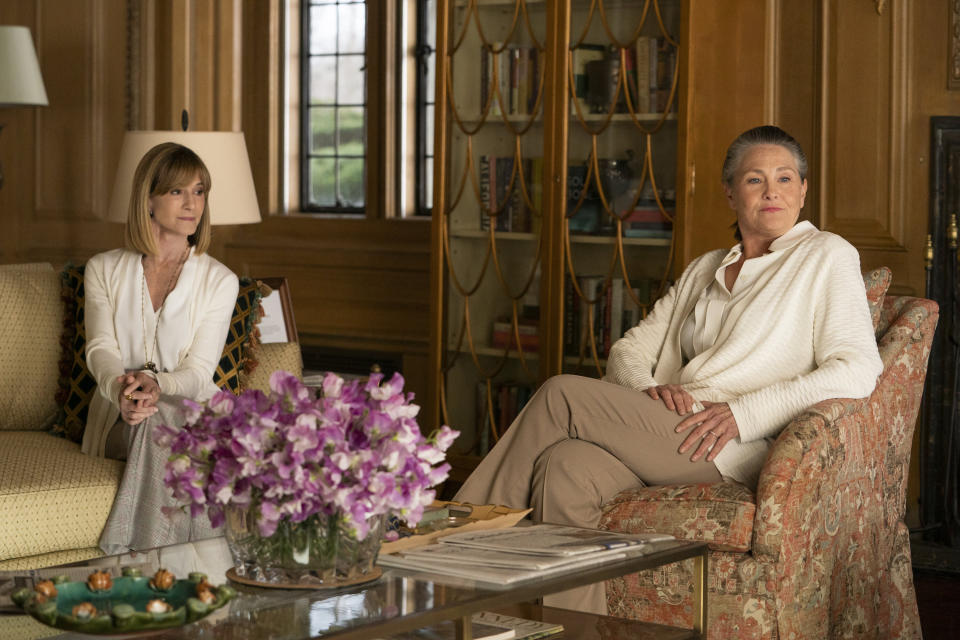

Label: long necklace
[141,245,190,374]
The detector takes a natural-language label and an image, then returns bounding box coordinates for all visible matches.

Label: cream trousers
[453,375,721,615]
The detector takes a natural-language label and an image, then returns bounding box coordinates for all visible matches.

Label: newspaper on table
[378,524,674,586]
[435,524,673,556]
[378,547,630,585]
[387,538,632,570]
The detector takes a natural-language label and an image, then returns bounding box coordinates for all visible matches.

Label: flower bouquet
[155,370,458,586]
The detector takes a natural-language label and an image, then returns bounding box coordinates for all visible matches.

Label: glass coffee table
[3,535,708,639]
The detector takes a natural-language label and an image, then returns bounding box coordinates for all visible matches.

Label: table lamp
[106,130,262,226]
[0,25,49,189]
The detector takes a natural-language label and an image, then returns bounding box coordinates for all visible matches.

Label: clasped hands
[117,371,160,425]
[645,384,739,462]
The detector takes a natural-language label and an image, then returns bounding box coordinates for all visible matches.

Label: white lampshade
[106,131,261,225]
[0,26,48,107]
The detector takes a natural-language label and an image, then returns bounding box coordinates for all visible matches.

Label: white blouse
[679,231,799,364]
[81,248,239,457]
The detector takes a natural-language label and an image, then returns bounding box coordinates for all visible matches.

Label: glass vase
[224,506,384,586]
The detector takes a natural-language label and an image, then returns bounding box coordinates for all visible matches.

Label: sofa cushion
[0,264,62,432]
[599,482,756,552]
[51,269,265,443]
[863,266,891,336]
[0,432,124,561]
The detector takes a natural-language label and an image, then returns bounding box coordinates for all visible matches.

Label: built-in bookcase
[428,0,703,476]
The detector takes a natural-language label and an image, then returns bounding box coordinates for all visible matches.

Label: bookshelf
[428,0,744,471]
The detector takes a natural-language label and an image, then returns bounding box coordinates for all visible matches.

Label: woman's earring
[149,210,154,217]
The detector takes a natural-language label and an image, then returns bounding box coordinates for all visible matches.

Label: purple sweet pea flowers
[156,371,458,541]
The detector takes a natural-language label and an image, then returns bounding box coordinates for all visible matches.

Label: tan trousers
[453,375,721,615]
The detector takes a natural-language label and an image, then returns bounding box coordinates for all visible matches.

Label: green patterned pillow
[51,268,263,442]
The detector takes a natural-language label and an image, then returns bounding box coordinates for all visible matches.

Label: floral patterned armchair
[599,268,937,639]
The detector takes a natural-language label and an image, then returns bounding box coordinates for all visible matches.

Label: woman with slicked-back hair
[455,126,883,615]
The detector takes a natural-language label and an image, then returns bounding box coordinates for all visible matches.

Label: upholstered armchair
[599,269,938,639]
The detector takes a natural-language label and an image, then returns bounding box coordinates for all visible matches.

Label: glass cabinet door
[562,0,680,377]
[432,0,680,463]
[439,0,549,458]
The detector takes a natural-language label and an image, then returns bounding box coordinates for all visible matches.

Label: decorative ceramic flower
[72,602,97,618]
[196,588,216,605]
[146,599,172,614]
[149,568,175,591]
[34,580,57,598]
[156,371,459,541]
[86,570,112,591]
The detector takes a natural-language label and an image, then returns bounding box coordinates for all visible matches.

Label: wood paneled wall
[2,0,955,466]
[0,0,432,407]
[676,0,773,268]
[775,0,959,298]
[775,0,960,521]
[0,0,126,265]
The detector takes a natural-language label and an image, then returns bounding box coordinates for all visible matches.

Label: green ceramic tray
[10,567,236,635]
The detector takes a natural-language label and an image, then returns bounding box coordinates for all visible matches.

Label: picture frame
[256,277,298,344]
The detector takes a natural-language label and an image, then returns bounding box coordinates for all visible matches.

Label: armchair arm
[752,295,938,562]
[751,395,864,559]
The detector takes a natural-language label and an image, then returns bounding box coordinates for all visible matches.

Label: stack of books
[564,277,651,358]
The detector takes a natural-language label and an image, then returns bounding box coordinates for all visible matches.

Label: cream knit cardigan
[81,248,239,457]
[604,222,883,486]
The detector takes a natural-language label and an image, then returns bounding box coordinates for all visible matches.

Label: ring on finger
[124,393,135,401]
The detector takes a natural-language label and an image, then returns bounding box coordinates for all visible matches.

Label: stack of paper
[378,524,673,586]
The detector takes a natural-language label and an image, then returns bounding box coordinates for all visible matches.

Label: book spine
[480,45,489,114]
[493,42,506,116]
[648,37,658,114]
[477,381,489,455]
[488,155,498,229]
[480,155,491,231]
[603,282,613,356]
[516,46,528,115]
[564,277,575,356]
[635,36,650,113]
[510,46,520,114]
[624,45,638,111]
[496,156,513,231]
[624,286,641,333]
[656,37,670,112]
[528,47,539,114]
[610,278,624,346]
[531,156,543,234]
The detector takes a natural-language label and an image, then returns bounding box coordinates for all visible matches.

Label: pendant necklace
[141,245,189,374]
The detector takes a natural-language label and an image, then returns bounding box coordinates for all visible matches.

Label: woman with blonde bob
[82,142,239,554]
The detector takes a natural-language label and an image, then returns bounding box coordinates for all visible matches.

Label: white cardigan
[81,248,239,457]
[604,222,883,487]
